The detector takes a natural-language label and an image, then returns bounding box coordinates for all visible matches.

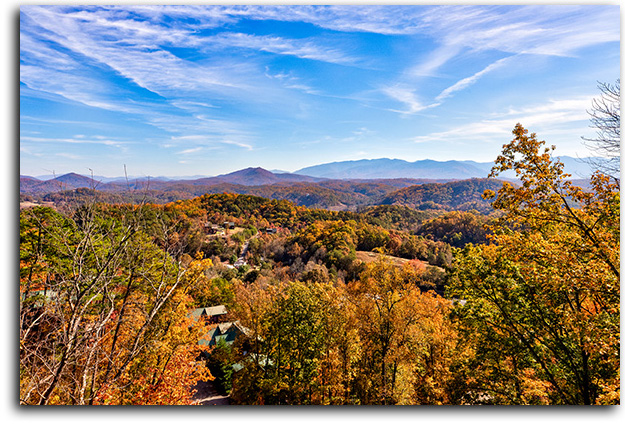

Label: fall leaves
[19,124,620,405]
[230,259,460,405]
[448,124,620,404]
[19,206,213,405]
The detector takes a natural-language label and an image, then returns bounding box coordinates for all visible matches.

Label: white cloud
[20,64,141,114]
[20,32,75,69]
[20,114,122,131]
[412,95,594,145]
[222,140,254,150]
[205,32,357,65]
[20,135,129,147]
[21,4,335,148]
[436,57,511,102]
[265,69,320,95]
[406,5,618,79]
[19,5,618,171]
[498,97,593,118]
[20,6,251,101]
[169,134,254,151]
[410,45,462,78]
[382,85,428,115]
[418,5,618,56]
[171,101,219,110]
[412,120,511,144]
[178,147,203,155]
[22,5,618,118]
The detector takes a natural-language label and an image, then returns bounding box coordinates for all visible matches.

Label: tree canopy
[448,124,619,404]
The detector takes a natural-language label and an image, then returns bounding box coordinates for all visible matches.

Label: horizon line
[21,154,602,180]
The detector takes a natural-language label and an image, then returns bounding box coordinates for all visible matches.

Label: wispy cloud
[222,140,254,150]
[19,5,618,176]
[20,135,130,148]
[178,147,203,155]
[20,4,336,150]
[412,120,512,145]
[296,126,381,148]
[436,57,512,102]
[20,114,126,132]
[170,135,254,151]
[20,65,142,114]
[495,97,593,124]
[265,68,321,95]
[382,85,439,115]
[22,5,617,117]
[406,5,618,79]
[20,32,75,69]
[21,6,252,102]
[206,32,358,65]
[412,95,594,145]
[171,100,219,110]
[410,45,462,78]
[417,5,618,55]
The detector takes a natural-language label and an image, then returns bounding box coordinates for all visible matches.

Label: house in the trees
[199,321,251,348]
[189,305,229,324]
[203,223,224,235]
[189,306,254,363]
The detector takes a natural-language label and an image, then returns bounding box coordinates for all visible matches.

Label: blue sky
[19,4,620,178]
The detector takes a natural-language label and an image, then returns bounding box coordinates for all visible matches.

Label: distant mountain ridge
[296,158,488,180]
[24,155,600,187]
[21,156,600,201]
[21,167,324,194]
[21,172,101,193]
[295,156,599,180]
[190,167,325,186]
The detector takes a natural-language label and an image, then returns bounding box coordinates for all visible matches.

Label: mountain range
[294,156,599,180]
[20,167,326,194]
[24,155,598,187]
[295,158,490,180]
[21,156,599,210]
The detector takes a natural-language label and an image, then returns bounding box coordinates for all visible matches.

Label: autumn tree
[347,258,459,404]
[416,210,491,247]
[20,204,212,405]
[448,124,620,404]
[228,278,275,404]
[206,339,235,395]
[183,256,235,308]
[313,281,361,404]
[261,280,328,404]
[231,280,329,404]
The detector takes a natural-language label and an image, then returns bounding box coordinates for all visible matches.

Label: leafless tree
[582,79,620,182]
[19,191,196,405]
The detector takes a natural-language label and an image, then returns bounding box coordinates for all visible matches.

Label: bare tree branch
[582,79,620,181]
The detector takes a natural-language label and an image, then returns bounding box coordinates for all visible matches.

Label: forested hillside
[380,178,504,213]
[21,172,500,212]
[19,1,620,408]
[20,126,619,405]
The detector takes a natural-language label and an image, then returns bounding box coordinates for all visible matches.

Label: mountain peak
[52,172,99,186]
[231,167,273,175]
[187,167,323,186]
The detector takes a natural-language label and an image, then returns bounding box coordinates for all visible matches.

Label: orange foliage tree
[20,205,213,405]
[449,124,619,404]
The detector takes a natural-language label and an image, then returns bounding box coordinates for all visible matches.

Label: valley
[18,4,619,407]
[20,165,501,212]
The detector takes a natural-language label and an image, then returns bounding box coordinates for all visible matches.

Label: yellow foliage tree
[449,124,619,404]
